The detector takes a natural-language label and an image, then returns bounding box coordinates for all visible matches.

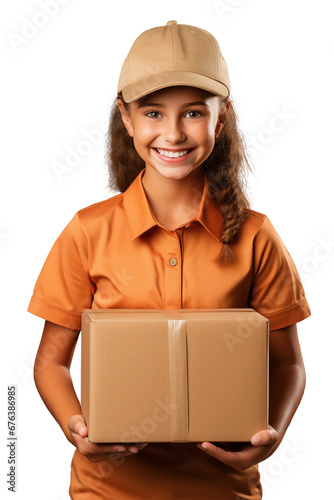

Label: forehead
[135,86,218,105]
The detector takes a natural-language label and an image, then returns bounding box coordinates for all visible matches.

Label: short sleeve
[27,213,95,330]
[249,216,311,331]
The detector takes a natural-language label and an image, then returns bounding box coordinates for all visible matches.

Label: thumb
[68,415,88,438]
[251,426,278,446]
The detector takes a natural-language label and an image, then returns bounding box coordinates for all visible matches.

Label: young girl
[29,21,311,499]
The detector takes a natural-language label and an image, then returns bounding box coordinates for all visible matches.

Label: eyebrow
[136,100,209,109]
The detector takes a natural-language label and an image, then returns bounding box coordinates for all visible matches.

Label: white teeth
[157,148,190,158]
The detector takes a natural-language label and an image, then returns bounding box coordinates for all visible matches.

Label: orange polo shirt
[28,169,310,499]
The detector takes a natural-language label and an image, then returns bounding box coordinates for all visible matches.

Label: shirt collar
[123,169,223,242]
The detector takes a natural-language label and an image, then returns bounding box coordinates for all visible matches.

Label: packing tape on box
[167,317,189,441]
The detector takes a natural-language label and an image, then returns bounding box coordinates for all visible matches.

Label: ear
[117,98,134,137]
[215,100,231,138]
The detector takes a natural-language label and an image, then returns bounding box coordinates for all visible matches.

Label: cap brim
[120,70,230,103]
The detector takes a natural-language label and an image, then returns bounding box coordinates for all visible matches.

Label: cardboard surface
[81,309,269,443]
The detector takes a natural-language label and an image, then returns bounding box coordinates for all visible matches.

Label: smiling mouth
[155,148,194,158]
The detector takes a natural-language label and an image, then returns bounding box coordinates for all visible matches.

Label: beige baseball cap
[117,20,231,103]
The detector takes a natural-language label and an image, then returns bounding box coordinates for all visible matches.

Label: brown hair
[105,94,252,263]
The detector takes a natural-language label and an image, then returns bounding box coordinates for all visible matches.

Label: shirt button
[169,258,178,266]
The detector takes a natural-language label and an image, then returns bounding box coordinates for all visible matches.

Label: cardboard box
[81,309,269,443]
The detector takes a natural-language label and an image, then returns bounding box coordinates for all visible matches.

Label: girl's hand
[196,425,278,471]
[68,415,148,463]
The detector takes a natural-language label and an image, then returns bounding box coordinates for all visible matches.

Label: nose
[162,116,186,144]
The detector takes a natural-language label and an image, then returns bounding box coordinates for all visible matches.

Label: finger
[88,443,128,453]
[125,443,148,453]
[211,441,246,452]
[68,415,87,438]
[126,445,140,454]
[197,442,255,471]
[251,426,278,446]
[197,442,242,467]
[87,441,147,454]
[197,442,236,460]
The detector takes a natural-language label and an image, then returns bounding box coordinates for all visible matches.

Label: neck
[141,167,205,230]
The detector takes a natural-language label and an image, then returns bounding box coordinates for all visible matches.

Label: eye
[184,110,202,118]
[145,111,162,118]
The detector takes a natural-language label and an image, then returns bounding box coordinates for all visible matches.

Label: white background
[1,0,333,498]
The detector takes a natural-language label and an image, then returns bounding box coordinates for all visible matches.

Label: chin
[154,165,200,181]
